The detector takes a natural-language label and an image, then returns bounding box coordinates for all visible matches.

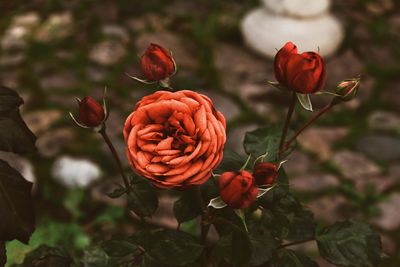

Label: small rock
[0,71,21,88]
[1,25,29,51]
[39,71,78,91]
[198,90,240,121]
[292,173,339,192]
[381,235,397,255]
[52,156,101,188]
[332,150,381,180]
[35,12,74,42]
[326,50,363,89]
[0,152,35,184]
[101,24,130,44]
[0,52,25,66]
[89,40,127,66]
[388,164,400,181]
[314,257,338,267]
[226,124,259,155]
[24,109,62,135]
[307,195,354,224]
[284,150,313,176]
[85,65,109,82]
[297,127,349,160]
[37,128,75,157]
[356,134,400,162]
[368,111,400,134]
[263,0,330,18]
[12,12,40,30]
[382,82,400,112]
[371,193,400,231]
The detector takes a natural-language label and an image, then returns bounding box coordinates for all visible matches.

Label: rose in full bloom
[218,171,259,209]
[123,90,226,188]
[140,43,175,81]
[274,42,326,94]
[77,96,105,127]
[253,162,278,186]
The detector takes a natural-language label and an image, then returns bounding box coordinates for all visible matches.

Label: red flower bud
[253,162,278,186]
[78,96,105,127]
[335,77,360,102]
[140,43,175,81]
[274,42,326,94]
[218,171,259,209]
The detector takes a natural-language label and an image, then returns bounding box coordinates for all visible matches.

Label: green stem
[278,92,297,159]
[99,126,131,191]
[281,102,335,153]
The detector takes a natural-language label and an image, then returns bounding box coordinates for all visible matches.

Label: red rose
[78,96,105,127]
[218,171,259,209]
[123,90,226,188]
[274,42,326,94]
[140,43,175,81]
[253,162,278,186]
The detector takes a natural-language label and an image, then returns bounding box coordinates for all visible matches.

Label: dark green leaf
[105,187,127,199]
[277,250,319,267]
[134,229,203,266]
[0,241,5,267]
[0,87,36,154]
[0,159,35,243]
[22,245,71,267]
[173,190,202,223]
[127,176,158,217]
[249,225,278,266]
[316,220,382,267]
[101,237,138,258]
[243,127,295,162]
[215,149,247,173]
[82,246,110,267]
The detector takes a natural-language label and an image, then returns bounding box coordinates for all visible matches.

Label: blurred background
[0,0,399,266]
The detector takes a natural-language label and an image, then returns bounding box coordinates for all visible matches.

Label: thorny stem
[278,237,315,249]
[195,186,210,267]
[278,92,297,159]
[281,101,336,153]
[99,126,131,191]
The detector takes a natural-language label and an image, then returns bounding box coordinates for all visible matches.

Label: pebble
[332,150,381,180]
[198,90,240,121]
[368,111,400,134]
[292,173,339,192]
[226,124,259,155]
[24,109,62,135]
[51,156,101,188]
[297,127,349,160]
[284,150,313,176]
[356,134,400,162]
[37,128,75,157]
[89,40,127,66]
[371,193,400,231]
[307,195,354,224]
[39,71,78,91]
[35,12,74,42]
[382,82,400,112]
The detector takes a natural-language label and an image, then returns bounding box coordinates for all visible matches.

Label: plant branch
[195,187,210,267]
[281,101,336,154]
[99,126,131,191]
[278,237,315,249]
[278,92,297,158]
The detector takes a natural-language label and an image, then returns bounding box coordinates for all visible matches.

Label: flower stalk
[278,92,297,158]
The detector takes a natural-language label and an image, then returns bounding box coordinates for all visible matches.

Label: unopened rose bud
[140,43,175,81]
[218,171,258,209]
[77,96,106,127]
[335,77,360,102]
[253,162,278,186]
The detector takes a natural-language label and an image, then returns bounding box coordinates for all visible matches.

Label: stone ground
[0,0,400,266]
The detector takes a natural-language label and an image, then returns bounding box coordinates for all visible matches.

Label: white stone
[263,0,330,18]
[241,8,344,58]
[51,156,101,188]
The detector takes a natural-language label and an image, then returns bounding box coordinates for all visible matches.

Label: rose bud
[218,171,259,209]
[77,96,106,127]
[253,162,278,186]
[335,77,360,102]
[124,90,226,188]
[140,43,175,81]
[274,42,326,94]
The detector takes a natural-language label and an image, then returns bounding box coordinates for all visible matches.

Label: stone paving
[0,0,399,265]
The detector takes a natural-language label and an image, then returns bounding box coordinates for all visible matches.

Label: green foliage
[0,160,35,244]
[173,189,202,224]
[133,229,204,266]
[216,149,248,172]
[127,176,159,218]
[19,245,71,267]
[249,225,278,266]
[276,250,319,267]
[243,126,295,162]
[316,220,382,267]
[0,242,5,267]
